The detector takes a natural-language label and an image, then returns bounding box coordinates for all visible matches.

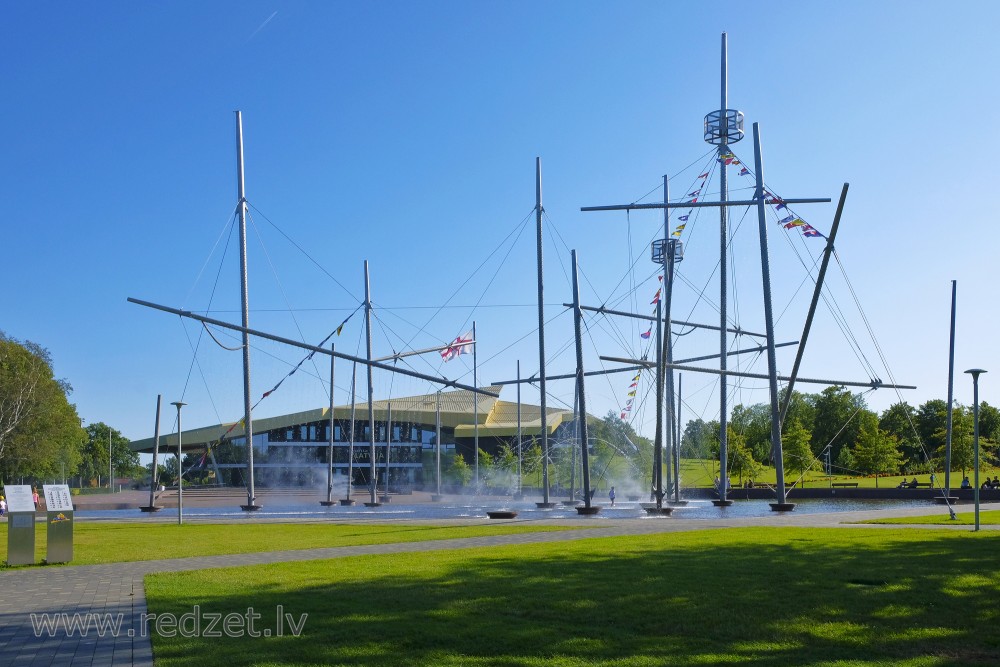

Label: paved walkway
[2,504,997,667]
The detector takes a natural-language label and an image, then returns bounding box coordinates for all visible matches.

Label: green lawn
[0,522,574,566]
[859,509,1000,525]
[145,527,1000,666]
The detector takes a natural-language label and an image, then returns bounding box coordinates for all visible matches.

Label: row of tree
[0,332,140,486]
[682,386,998,482]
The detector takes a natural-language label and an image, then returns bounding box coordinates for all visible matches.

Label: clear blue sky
[2,1,997,444]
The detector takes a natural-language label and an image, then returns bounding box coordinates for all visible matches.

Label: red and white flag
[441,331,474,362]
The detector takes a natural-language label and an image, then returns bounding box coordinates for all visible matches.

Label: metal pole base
[535,502,557,508]
[642,505,674,516]
[339,499,357,506]
[319,501,337,507]
[712,499,734,507]
[240,504,263,512]
[363,502,382,507]
[769,502,796,512]
[487,510,518,519]
[138,506,162,513]
[575,506,602,515]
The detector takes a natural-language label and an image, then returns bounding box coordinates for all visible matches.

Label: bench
[832,482,859,488]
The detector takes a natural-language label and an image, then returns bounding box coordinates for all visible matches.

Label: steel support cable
[247,202,360,304]
[400,207,536,354]
[177,318,224,426]
[832,250,892,380]
[728,157,879,380]
[627,211,637,343]
[596,155,719,316]
[177,216,239,425]
[182,205,241,309]
[248,213,328,398]
[451,212,535,342]
[581,310,631,418]
[201,322,245,351]
[782,389,878,493]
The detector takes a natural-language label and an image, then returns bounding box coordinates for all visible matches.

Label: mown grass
[859,509,1000,525]
[145,527,1000,666]
[0,521,574,566]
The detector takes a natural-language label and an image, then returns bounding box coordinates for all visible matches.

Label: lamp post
[171,401,187,526]
[964,369,986,532]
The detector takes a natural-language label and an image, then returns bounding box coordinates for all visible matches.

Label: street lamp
[171,401,187,526]
[964,369,986,532]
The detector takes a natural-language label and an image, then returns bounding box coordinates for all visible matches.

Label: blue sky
[2,1,997,444]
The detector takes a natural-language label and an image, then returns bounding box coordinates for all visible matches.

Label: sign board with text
[43,484,74,512]
[5,485,35,512]
[4,484,36,565]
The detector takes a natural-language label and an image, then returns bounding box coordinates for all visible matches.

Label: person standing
[32,488,39,508]
[609,486,616,506]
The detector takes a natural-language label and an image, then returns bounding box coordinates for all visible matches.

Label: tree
[681,418,718,459]
[811,386,869,463]
[933,407,974,475]
[0,332,84,480]
[916,399,949,452]
[730,404,770,462]
[978,402,1000,443]
[879,402,923,468]
[444,452,472,486]
[851,413,904,486]
[520,441,543,478]
[727,428,761,485]
[80,423,139,487]
[779,387,817,435]
[782,418,816,480]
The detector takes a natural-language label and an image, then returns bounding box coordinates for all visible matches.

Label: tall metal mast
[343,363,357,505]
[751,122,793,511]
[235,111,259,511]
[473,320,479,489]
[535,158,553,507]
[571,249,596,512]
[364,260,378,506]
[944,280,957,495]
[322,344,336,505]
[704,33,743,506]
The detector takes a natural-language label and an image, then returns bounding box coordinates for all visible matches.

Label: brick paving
[1,503,996,666]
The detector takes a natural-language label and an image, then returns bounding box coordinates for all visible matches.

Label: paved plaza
[1,504,996,667]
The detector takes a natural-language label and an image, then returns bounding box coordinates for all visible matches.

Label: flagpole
[473,320,479,492]
[235,110,259,512]
[535,158,554,508]
[343,363,357,505]
[322,343,336,505]
[516,359,522,498]
[364,260,379,506]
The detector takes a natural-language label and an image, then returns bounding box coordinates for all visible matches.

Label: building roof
[129,386,575,453]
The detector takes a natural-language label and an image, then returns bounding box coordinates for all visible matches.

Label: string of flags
[182,306,361,479]
[667,152,826,242]
[616,149,826,423]
[619,276,663,421]
[728,152,826,239]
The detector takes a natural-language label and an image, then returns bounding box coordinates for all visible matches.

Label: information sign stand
[4,485,36,565]
[43,484,74,563]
